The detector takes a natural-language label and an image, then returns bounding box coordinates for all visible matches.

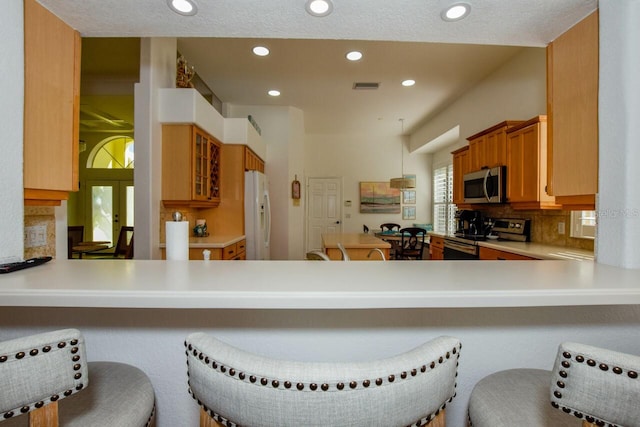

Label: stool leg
[200,408,225,427]
[29,402,58,427]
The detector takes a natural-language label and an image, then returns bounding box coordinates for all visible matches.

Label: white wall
[306,133,432,233]
[134,38,177,259]
[411,47,547,154]
[596,0,640,268]
[0,1,24,263]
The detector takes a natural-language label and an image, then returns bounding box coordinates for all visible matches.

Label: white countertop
[428,232,594,261]
[158,234,245,249]
[1,258,638,309]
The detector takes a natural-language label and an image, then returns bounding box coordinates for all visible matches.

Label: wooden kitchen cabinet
[244,147,265,172]
[452,146,470,206]
[466,121,523,172]
[162,124,222,208]
[164,240,246,260]
[506,116,559,210]
[429,236,445,260]
[547,11,598,209]
[23,0,81,206]
[479,247,536,261]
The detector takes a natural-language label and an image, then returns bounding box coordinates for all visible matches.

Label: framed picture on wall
[359,182,401,213]
[403,190,416,204]
[402,206,416,220]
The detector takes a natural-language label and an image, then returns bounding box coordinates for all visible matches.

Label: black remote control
[0,256,52,274]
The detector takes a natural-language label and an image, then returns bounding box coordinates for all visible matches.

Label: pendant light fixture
[390,119,416,189]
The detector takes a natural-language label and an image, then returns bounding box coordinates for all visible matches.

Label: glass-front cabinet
[162,124,221,208]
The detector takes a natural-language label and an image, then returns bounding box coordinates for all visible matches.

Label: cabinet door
[452,147,469,205]
[192,128,210,201]
[547,11,598,203]
[23,0,80,205]
[468,136,484,172]
[479,247,536,260]
[483,129,507,168]
[508,123,544,203]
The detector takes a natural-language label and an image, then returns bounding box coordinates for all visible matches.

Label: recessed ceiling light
[441,2,471,22]
[305,0,333,17]
[268,90,281,97]
[253,46,270,57]
[402,79,416,87]
[167,0,198,16]
[346,51,363,61]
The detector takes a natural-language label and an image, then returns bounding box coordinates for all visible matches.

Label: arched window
[87,136,134,169]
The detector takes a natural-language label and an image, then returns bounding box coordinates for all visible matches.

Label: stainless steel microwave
[463,166,506,204]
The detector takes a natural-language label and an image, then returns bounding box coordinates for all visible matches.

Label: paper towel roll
[166,221,189,260]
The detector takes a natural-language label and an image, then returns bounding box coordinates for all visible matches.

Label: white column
[596,0,640,268]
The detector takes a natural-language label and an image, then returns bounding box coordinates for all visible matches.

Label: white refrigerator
[244,171,271,260]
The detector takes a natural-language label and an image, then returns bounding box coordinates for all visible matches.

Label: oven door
[443,239,479,260]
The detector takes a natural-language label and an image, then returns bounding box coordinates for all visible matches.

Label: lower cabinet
[429,236,445,260]
[164,240,246,260]
[479,247,536,261]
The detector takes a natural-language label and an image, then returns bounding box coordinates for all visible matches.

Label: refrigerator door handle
[264,190,271,248]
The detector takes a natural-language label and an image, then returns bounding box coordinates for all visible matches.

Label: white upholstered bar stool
[185,334,462,427]
[468,342,640,427]
[0,329,155,427]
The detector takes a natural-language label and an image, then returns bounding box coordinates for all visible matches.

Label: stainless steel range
[443,218,531,260]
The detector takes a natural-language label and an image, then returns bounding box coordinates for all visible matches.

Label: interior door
[85,180,134,246]
[306,177,342,253]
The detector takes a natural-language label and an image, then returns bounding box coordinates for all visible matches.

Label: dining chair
[305,251,331,261]
[67,226,84,259]
[380,223,401,233]
[113,226,134,259]
[185,333,462,427]
[467,342,640,427]
[0,328,155,427]
[395,227,426,260]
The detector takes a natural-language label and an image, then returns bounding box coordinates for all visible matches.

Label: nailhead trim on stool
[1,338,85,420]
[185,340,462,427]
[551,350,638,427]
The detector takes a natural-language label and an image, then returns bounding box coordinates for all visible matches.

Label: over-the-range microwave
[463,166,506,204]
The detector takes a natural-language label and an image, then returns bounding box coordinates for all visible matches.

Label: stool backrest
[186,334,461,427]
[551,342,640,427]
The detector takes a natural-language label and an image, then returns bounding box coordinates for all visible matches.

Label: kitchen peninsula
[2,259,640,427]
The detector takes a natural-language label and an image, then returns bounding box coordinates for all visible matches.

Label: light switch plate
[25,225,47,248]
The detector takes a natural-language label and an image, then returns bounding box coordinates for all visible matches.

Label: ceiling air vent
[353,82,380,90]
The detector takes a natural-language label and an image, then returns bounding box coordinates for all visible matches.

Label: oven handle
[444,240,478,255]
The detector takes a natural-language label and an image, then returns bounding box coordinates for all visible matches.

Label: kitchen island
[2,259,639,427]
[321,232,391,260]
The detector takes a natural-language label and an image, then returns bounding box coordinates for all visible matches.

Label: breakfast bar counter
[1,258,639,309]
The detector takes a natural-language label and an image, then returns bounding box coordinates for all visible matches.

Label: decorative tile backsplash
[24,206,56,259]
[480,205,594,251]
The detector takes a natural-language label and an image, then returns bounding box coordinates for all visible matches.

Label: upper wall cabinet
[506,116,559,210]
[23,0,81,206]
[466,121,523,173]
[452,146,470,206]
[547,11,598,209]
[162,124,222,208]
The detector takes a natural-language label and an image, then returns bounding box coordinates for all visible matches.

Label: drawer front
[222,243,238,260]
[236,239,246,254]
[430,237,445,249]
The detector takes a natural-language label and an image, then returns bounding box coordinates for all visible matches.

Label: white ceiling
[41,0,598,141]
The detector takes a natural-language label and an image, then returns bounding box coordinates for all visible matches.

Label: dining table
[71,241,111,259]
